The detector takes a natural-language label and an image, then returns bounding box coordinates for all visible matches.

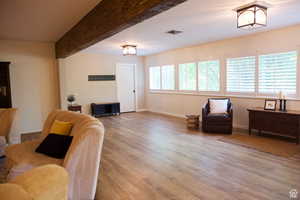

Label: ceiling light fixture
[122,45,137,56]
[235,1,268,29]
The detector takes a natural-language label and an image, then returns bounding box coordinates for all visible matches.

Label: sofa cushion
[50,120,73,135]
[206,113,231,123]
[5,140,63,168]
[36,134,73,159]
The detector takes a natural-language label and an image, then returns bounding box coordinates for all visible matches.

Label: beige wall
[144,25,300,129]
[0,40,59,143]
[58,52,145,114]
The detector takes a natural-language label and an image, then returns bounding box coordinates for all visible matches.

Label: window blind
[179,63,197,91]
[161,65,175,90]
[259,51,297,95]
[227,56,256,93]
[149,66,161,90]
[198,60,220,91]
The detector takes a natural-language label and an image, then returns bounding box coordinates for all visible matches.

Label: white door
[116,64,136,113]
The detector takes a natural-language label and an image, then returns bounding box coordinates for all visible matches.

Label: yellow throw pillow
[50,120,73,135]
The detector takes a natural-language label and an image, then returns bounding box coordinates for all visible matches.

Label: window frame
[148,50,300,100]
[257,51,298,98]
[198,60,221,93]
[178,62,198,92]
[161,65,176,91]
[225,55,257,96]
[149,66,161,90]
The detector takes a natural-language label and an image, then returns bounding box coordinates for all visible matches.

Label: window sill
[148,90,300,101]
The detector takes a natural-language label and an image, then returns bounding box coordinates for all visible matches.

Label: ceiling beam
[55,0,187,58]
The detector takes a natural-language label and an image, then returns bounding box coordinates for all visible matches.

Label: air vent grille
[166,30,183,35]
[88,75,115,81]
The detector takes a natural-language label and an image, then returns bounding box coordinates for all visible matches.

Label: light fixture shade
[122,45,137,56]
[237,4,267,29]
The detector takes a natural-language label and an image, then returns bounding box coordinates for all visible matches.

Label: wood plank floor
[95,112,300,200]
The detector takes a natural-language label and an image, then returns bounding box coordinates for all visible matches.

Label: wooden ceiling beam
[55,0,187,58]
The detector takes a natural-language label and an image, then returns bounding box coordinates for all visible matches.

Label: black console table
[248,107,300,144]
[91,102,120,117]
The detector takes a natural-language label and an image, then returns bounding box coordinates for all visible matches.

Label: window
[161,65,175,90]
[259,51,297,95]
[179,63,197,90]
[198,60,220,92]
[149,66,161,90]
[227,56,256,93]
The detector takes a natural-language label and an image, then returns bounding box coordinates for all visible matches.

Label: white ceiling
[83,0,300,56]
[0,0,102,42]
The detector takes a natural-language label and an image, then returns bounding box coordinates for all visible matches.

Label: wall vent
[88,75,115,81]
[166,30,183,35]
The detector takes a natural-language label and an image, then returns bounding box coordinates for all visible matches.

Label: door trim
[116,63,137,112]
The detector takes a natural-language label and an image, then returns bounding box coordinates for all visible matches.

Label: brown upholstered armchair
[202,98,233,134]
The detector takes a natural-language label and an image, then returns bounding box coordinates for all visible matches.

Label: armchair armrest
[202,103,209,118]
[227,102,233,117]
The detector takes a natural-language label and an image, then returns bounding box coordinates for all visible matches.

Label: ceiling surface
[0,0,102,42]
[83,0,300,56]
[1,0,300,56]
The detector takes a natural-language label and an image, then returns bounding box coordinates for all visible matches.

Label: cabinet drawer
[252,111,299,137]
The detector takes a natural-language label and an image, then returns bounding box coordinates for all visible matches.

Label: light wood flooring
[94,112,300,200]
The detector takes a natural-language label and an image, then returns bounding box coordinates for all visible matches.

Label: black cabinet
[0,62,12,108]
[91,102,120,117]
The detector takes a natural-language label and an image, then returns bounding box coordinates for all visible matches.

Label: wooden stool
[186,115,200,130]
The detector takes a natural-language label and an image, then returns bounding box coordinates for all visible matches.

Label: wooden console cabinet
[248,108,300,144]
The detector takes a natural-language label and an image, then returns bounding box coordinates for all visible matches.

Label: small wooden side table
[68,104,82,113]
[186,115,200,130]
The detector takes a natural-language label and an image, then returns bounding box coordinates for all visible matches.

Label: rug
[218,134,300,158]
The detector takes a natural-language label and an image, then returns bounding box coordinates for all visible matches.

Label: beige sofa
[5,110,105,200]
[0,108,17,156]
[0,164,68,200]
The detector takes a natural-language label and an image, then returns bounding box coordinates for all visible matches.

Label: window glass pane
[149,66,161,90]
[259,51,297,95]
[179,63,197,90]
[227,56,256,93]
[161,65,175,90]
[198,60,220,91]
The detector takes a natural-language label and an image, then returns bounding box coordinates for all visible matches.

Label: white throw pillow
[209,99,228,114]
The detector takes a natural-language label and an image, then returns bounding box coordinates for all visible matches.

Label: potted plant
[67,94,76,106]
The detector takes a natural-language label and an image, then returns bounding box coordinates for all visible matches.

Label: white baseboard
[148,110,186,118]
[148,109,248,130]
[233,124,248,130]
[136,109,148,112]
[22,130,42,134]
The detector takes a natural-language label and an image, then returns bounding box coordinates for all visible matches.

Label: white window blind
[161,65,175,90]
[149,66,161,90]
[227,56,256,93]
[198,60,220,92]
[259,51,297,95]
[179,63,197,91]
